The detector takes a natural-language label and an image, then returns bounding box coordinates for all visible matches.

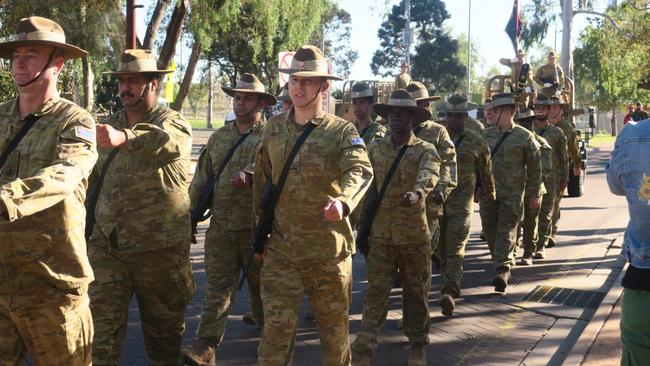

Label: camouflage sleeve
[557,130,568,181]
[0,116,98,222]
[541,142,553,182]
[567,126,581,165]
[478,140,496,200]
[435,127,457,198]
[122,118,192,164]
[534,66,544,86]
[499,58,512,67]
[412,148,440,199]
[525,136,542,198]
[188,145,213,212]
[253,132,272,219]
[242,138,263,175]
[337,125,373,214]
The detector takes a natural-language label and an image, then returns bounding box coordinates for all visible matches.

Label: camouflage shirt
[534,63,564,91]
[413,120,457,197]
[190,120,264,231]
[0,97,97,292]
[535,123,567,182]
[444,129,495,215]
[483,123,542,199]
[555,117,580,165]
[90,105,192,253]
[465,116,485,136]
[532,132,552,197]
[254,110,373,260]
[394,73,412,89]
[365,133,440,246]
[356,119,386,146]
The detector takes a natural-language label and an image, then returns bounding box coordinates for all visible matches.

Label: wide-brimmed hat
[515,108,547,122]
[104,49,173,75]
[351,82,374,99]
[222,73,277,106]
[276,84,290,102]
[437,93,478,113]
[0,16,87,59]
[406,81,440,102]
[517,49,526,56]
[276,45,341,80]
[535,94,560,106]
[483,98,493,110]
[490,93,517,108]
[373,89,432,123]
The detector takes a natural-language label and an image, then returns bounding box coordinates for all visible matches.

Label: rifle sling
[0,114,42,170]
[490,131,511,160]
[85,148,119,238]
[271,122,317,206]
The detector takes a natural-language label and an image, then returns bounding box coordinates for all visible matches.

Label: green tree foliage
[454,32,482,95]
[309,3,358,80]
[0,62,16,103]
[370,0,465,91]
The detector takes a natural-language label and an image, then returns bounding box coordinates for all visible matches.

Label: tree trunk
[207,59,214,129]
[143,0,170,50]
[82,58,95,112]
[171,41,202,112]
[561,0,573,82]
[157,0,189,72]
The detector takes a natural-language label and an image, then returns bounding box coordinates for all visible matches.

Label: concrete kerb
[561,235,626,366]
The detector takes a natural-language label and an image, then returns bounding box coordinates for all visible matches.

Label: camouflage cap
[276,84,290,102]
[0,16,87,59]
[276,45,342,80]
[104,49,173,75]
[222,73,277,106]
[406,81,441,102]
[351,82,374,99]
[373,89,431,123]
[490,93,516,108]
[437,93,478,113]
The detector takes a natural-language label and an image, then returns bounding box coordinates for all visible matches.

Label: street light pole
[404,0,411,67]
[467,0,472,96]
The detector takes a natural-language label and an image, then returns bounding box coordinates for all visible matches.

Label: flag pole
[515,0,520,52]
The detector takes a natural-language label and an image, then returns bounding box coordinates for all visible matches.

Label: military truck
[334,80,395,122]
[484,74,588,197]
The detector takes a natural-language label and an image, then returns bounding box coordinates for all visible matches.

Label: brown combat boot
[407,344,427,366]
[439,294,455,317]
[493,266,511,293]
[182,338,218,366]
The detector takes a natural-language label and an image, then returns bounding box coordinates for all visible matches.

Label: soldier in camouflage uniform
[534,95,567,257]
[276,83,293,112]
[394,62,412,89]
[88,49,195,365]
[480,94,541,292]
[499,49,536,108]
[352,90,440,366]
[436,94,495,316]
[255,45,373,366]
[513,108,552,265]
[534,52,565,97]
[546,93,580,247]
[0,17,96,366]
[406,81,457,266]
[182,74,276,365]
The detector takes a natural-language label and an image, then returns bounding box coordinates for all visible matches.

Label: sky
[134,0,611,82]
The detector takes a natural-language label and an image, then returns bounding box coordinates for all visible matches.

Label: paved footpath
[116,143,628,365]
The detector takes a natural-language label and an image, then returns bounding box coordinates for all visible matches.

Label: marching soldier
[183,74,276,365]
[533,95,567,257]
[352,90,440,366]
[483,98,497,127]
[255,45,373,365]
[534,51,565,97]
[88,49,195,365]
[351,82,386,145]
[437,94,495,316]
[0,16,96,365]
[480,93,541,292]
[394,62,412,89]
[276,83,293,111]
[499,49,536,108]
[436,95,484,135]
[514,108,553,265]
[406,81,457,266]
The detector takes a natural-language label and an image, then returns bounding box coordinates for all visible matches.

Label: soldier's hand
[431,190,444,205]
[544,83,553,88]
[96,124,126,149]
[400,191,420,207]
[323,196,345,222]
[529,196,540,210]
[560,180,568,192]
[231,171,251,189]
[573,164,582,177]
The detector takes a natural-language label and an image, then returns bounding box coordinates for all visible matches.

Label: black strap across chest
[0,114,42,171]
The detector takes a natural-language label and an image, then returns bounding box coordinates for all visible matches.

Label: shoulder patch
[350,137,365,146]
[74,126,95,143]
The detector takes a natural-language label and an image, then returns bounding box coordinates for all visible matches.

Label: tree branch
[573,9,623,32]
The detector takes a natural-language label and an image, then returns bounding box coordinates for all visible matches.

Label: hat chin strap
[236,99,262,119]
[125,82,150,108]
[296,80,325,109]
[16,49,56,88]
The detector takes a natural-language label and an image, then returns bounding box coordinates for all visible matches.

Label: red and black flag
[505,0,523,52]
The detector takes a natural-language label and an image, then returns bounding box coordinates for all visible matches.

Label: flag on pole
[505,0,523,52]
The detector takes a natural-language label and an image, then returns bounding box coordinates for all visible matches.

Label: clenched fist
[96,124,126,149]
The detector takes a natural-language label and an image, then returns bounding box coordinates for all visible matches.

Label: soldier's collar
[286,109,326,126]
[232,118,264,134]
[386,131,416,148]
[14,95,61,119]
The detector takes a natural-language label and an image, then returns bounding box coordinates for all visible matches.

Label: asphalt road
[116,142,628,366]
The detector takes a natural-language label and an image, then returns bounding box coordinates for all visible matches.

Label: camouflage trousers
[536,180,557,249]
[258,250,352,366]
[88,241,195,366]
[427,199,442,254]
[196,224,263,341]
[0,284,92,366]
[352,241,431,355]
[551,187,564,238]
[439,212,472,298]
[479,195,525,270]
[516,195,541,258]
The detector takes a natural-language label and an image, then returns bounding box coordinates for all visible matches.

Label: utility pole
[125,0,143,49]
[404,0,411,67]
[467,0,472,96]
[207,59,213,129]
